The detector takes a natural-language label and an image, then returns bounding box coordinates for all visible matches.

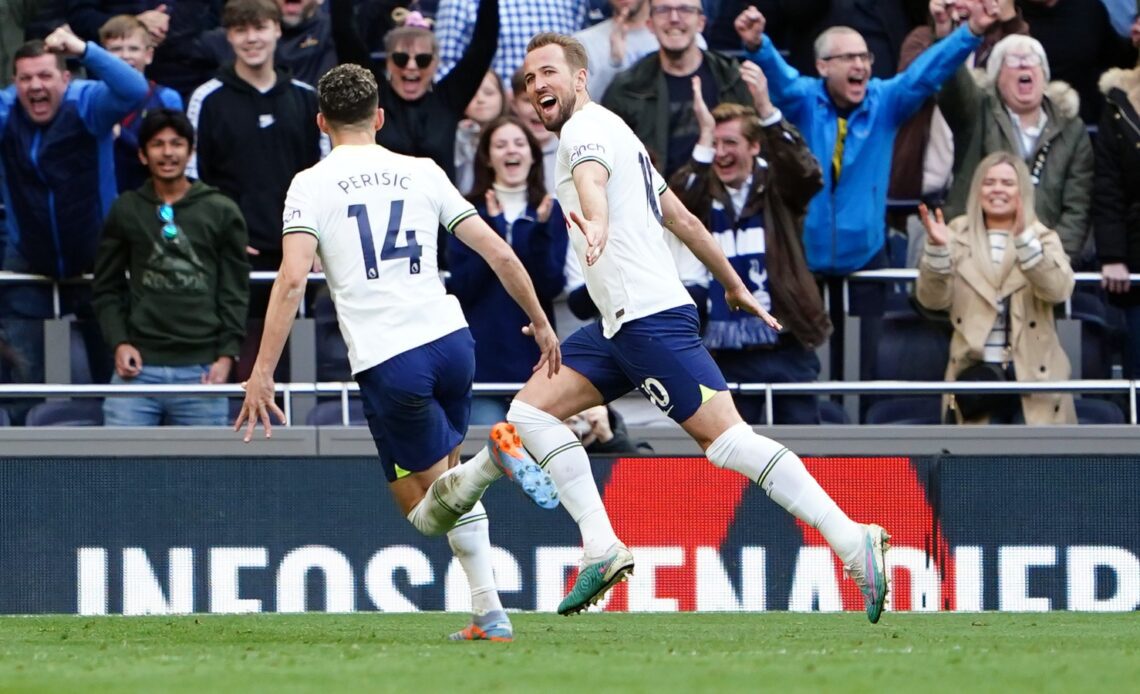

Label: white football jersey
[282,144,474,374]
[555,102,693,338]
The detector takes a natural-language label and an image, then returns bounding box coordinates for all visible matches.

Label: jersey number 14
[348,201,422,278]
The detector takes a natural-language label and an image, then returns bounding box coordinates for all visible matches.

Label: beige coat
[916,218,1077,424]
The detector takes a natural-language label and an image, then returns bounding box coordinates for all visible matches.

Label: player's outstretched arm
[235,233,317,441]
[452,216,562,377]
[659,189,782,330]
[570,160,611,266]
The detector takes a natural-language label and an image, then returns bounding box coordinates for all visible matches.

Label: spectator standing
[1019,0,1137,123]
[65,0,223,101]
[889,0,1029,266]
[99,14,183,194]
[573,0,660,100]
[0,0,41,88]
[330,0,496,182]
[1094,19,1140,381]
[603,0,751,179]
[0,26,148,422]
[670,64,829,424]
[734,2,996,381]
[937,33,1093,264]
[186,0,325,379]
[200,0,339,88]
[93,109,248,426]
[454,69,507,194]
[435,0,589,84]
[916,151,1075,424]
[447,115,567,423]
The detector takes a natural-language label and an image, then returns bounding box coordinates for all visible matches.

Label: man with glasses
[733,1,998,385]
[93,109,249,426]
[603,0,751,179]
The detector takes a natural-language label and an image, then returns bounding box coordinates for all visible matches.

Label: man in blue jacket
[733,1,998,382]
[0,24,148,422]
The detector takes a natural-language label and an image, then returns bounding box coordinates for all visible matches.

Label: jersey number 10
[348,201,422,278]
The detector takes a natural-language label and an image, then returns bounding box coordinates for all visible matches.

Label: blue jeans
[103,364,228,426]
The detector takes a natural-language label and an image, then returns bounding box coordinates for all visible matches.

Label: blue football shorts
[355,328,475,482]
[561,304,728,422]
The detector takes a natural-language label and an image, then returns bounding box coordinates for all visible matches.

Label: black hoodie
[186,65,325,256]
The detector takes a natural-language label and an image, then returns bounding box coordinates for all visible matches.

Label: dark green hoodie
[93,179,250,366]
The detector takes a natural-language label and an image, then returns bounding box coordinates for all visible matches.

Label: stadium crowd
[1,0,1139,427]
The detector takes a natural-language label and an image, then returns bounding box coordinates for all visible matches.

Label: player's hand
[725,284,782,330]
[734,6,766,52]
[1102,263,1131,294]
[234,369,285,442]
[739,61,775,119]
[485,188,502,218]
[567,209,608,266]
[114,343,143,379]
[44,24,87,57]
[202,356,233,384]
[536,194,554,223]
[917,203,950,246]
[524,321,562,378]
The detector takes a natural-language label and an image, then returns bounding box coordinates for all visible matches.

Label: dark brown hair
[318,63,379,128]
[468,115,547,210]
[222,0,282,29]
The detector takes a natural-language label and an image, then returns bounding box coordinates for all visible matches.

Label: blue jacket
[744,24,981,274]
[0,42,149,277]
[447,201,568,382]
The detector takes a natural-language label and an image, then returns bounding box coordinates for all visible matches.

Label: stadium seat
[305,399,366,426]
[0,408,10,427]
[864,396,943,425]
[1075,398,1125,425]
[818,400,850,424]
[70,325,92,385]
[24,399,104,426]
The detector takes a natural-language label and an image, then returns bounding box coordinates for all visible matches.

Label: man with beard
[733,1,998,384]
[602,0,750,179]
[93,109,249,426]
[501,32,893,624]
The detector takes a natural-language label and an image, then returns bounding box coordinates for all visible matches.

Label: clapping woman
[447,116,569,423]
[916,151,1076,424]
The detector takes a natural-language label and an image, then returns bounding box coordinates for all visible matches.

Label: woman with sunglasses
[330,0,498,181]
[447,115,568,424]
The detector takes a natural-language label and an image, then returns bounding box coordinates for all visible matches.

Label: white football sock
[405,449,501,536]
[446,501,503,617]
[508,400,620,560]
[706,422,864,563]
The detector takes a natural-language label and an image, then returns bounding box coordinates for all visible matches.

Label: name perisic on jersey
[335,170,410,195]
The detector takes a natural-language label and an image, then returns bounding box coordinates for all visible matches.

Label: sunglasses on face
[390,52,434,69]
[157,204,178,240]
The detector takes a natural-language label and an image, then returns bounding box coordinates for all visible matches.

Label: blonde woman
[916,151,1076,424]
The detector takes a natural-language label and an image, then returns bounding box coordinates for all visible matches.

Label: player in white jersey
[494,32,891,622]
[236,64,562,642]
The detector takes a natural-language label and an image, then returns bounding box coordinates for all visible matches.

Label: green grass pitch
[0,613,1136,692]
